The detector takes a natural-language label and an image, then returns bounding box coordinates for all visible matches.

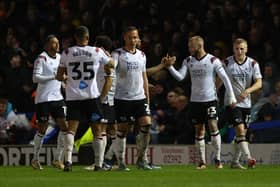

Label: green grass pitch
[0,165,279,187]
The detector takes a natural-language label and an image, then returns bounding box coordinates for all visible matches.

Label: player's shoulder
[62,47,72,55]
[92,46,101,53]
[56,53,61,59]
[94,46,111,57]
[207,53,219,63]
[223,56,234,66]
[247,56,259,67]
[36,51,47,61]
[136,48,146,58]
[183,56,192,64]
[112,48,122,55]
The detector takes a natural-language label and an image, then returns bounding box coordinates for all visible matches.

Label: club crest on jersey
[79,80,88,89]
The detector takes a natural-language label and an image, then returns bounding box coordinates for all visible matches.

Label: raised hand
[162,54,176,67]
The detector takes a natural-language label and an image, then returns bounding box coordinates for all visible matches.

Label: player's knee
[109,128,116,136]
[96,132,106,139]
[195,128,205,137]
[195,136,205,141]
[117,130,127,138]
[56,118,68,131]
[210,130,220,137]
[140,124,151,134]
[235,135,246,143]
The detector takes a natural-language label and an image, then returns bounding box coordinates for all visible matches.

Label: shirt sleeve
[168,59,188,81]
[111,50,119,69]
[32,56,55,83]
[215,59,235,97]
[252,61,262,80]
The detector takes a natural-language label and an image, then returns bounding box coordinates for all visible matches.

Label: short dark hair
[44,34,57,46]
[95,35,112,51]
[172,87,185,96]
[75,26,89,39]
[123,26,138,35]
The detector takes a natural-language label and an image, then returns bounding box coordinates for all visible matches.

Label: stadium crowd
[0,0,280,145]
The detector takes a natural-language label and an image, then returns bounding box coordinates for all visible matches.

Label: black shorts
[35,100,66,123]
[114,99,151,123]
[66,98,103,122]
[189,100,218,125]
[225,106,251,128]
[102,104,116,124]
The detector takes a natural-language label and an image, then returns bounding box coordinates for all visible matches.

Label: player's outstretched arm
[166,58,187,81]
[146,55,176,76]
[146,63,165,77]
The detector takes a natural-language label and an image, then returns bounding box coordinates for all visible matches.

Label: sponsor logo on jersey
[79,80,88,89]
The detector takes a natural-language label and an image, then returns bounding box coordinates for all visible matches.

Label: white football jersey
[112,48,146,100]
[224,56,262,108]
[59,46,111,101]
[169,54,234,102]
[33,51,63,104]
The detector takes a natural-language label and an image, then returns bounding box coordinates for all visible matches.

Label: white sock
[136,133,150,162]
[64,133,74,164]
[136,134,141,158]
[102,133,107,159]
[116,132,126,164]
[143,146,149,162]
[232,141,242,163]
[137,126,150,160]
[239,141,252,160]
[33,132,44,161]
[55,131,65,162]
[105,136,116,160]
[93,136,104,168]
[211,131,221,161]
[195,137,206,164]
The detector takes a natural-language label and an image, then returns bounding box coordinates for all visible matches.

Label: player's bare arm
[103,59,114,75]
[100,60,114,100]
[146,55,176,76]
[100,75,112,100]
[146,63,165,76]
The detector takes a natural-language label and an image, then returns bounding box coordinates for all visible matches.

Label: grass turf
[0,165,279,187]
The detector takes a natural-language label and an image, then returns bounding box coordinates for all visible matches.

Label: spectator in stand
[262,63,279,97]
[0,98,33,144]
[3,51,34,112]
[173,95,194,144]
[158,87,185,144]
